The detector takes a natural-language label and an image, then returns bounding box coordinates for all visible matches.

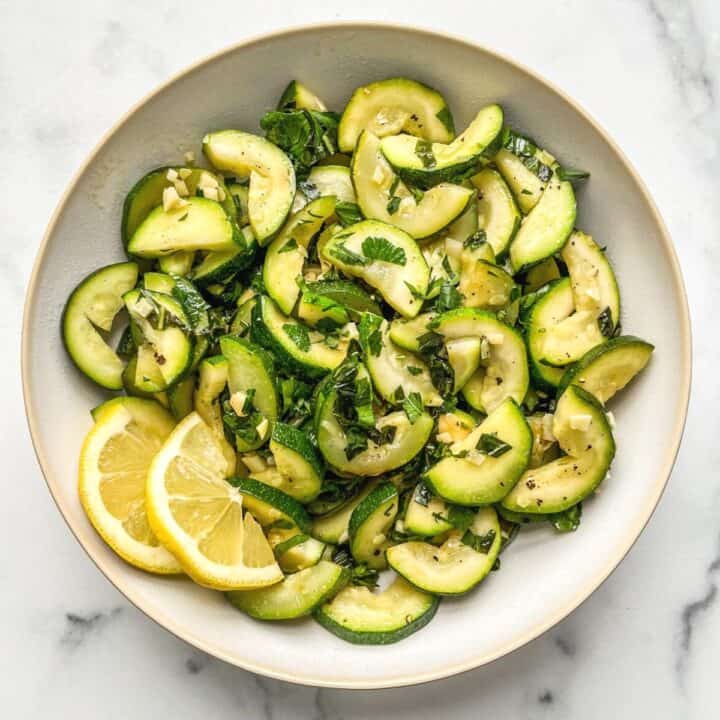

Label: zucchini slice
[228,183,250,226]
[158,251,194,277]
[219,335,279,452]
[167,374,195,420]
[338,77,454,153]
[203,130,296,243]
[312,481,378,544]
[123,289,193,392]
[524,257,561,291]
[321,219,429,318]
[128,197,242,257]
[501,385,615,514]
[192,226,257,287]
[446,337,482,393]
[264,196,337,315]
[352,131,474,240]
[230,476,311,533]
[316,364,433,476]
[267,527,326,572]
[387,507,501,595]
[294,165,356,210]
[380,104,504,188]
[314,576,439,645]
[348,483,399,570]
[278,79,327,112]
[269,422,324,503]
[458,259,517,311]
[230,295,257,336]
[425,398,532,505]
[194,355,236,474]
[227,561,347,621]
[493,131,558,214]
[403,484,453,537]
[509,176,576,272]
[388,312,436,353]
[358,314,441,406]
[562,230,621,329]
[523,279,572,391]
[557,336,654,404]
[304,279,382,318]
[251,295,349,378]
[62,262,139,390]
[470,168,521,257]
[121,166,235,248]
[433,308,529,413]
[297,289,350,329]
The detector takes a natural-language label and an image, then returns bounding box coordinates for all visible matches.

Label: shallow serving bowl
[22,23,691,688]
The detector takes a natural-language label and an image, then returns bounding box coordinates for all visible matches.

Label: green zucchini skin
[557,336,654,402]
[313,577,440,645]
[62,262,139,390]
[229,476,312,533]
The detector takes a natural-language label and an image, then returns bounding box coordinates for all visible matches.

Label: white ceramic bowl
[22,23,691,689]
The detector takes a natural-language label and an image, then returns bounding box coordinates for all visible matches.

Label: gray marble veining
[3,1,719,717]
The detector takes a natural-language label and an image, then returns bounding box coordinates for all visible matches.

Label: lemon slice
[146,412,283,590]
[79,398,182,574]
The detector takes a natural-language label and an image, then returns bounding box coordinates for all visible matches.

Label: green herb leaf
[386,196,401,215]
[409,185,425,204]
[415,139,437,169]
[330,242,369,267]
[435,282,463,312]
[334,201,363,227]
[402,392,424,424]
[169,276,210,333]
[435,106,455,134]
[407,366,423,376]
[361,236,407,266]
[557,166,590,182]
[461,528,496,554]
[358,312,383,357]
[278,238,299,254]
[597,307,614,337]
[464,229,488,251]
[260,109,340,178]
[447,506,475,532]
[282,323,311,352]
[477,433,512,457]
[550,503,582,532]
[404,281,426,301]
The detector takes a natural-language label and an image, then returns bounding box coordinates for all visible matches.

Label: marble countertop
[3,1,718,716]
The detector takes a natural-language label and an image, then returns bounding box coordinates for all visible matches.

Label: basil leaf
[477,433,512,457]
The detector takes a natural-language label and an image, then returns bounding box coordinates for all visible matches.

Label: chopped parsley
[361,236,407,265]
[461,528,496,554]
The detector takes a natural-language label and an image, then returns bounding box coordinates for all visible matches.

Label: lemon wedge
[146,412,282,590]
[79,398,182,574]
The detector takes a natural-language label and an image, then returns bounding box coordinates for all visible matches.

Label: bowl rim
[21,21,692,689]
